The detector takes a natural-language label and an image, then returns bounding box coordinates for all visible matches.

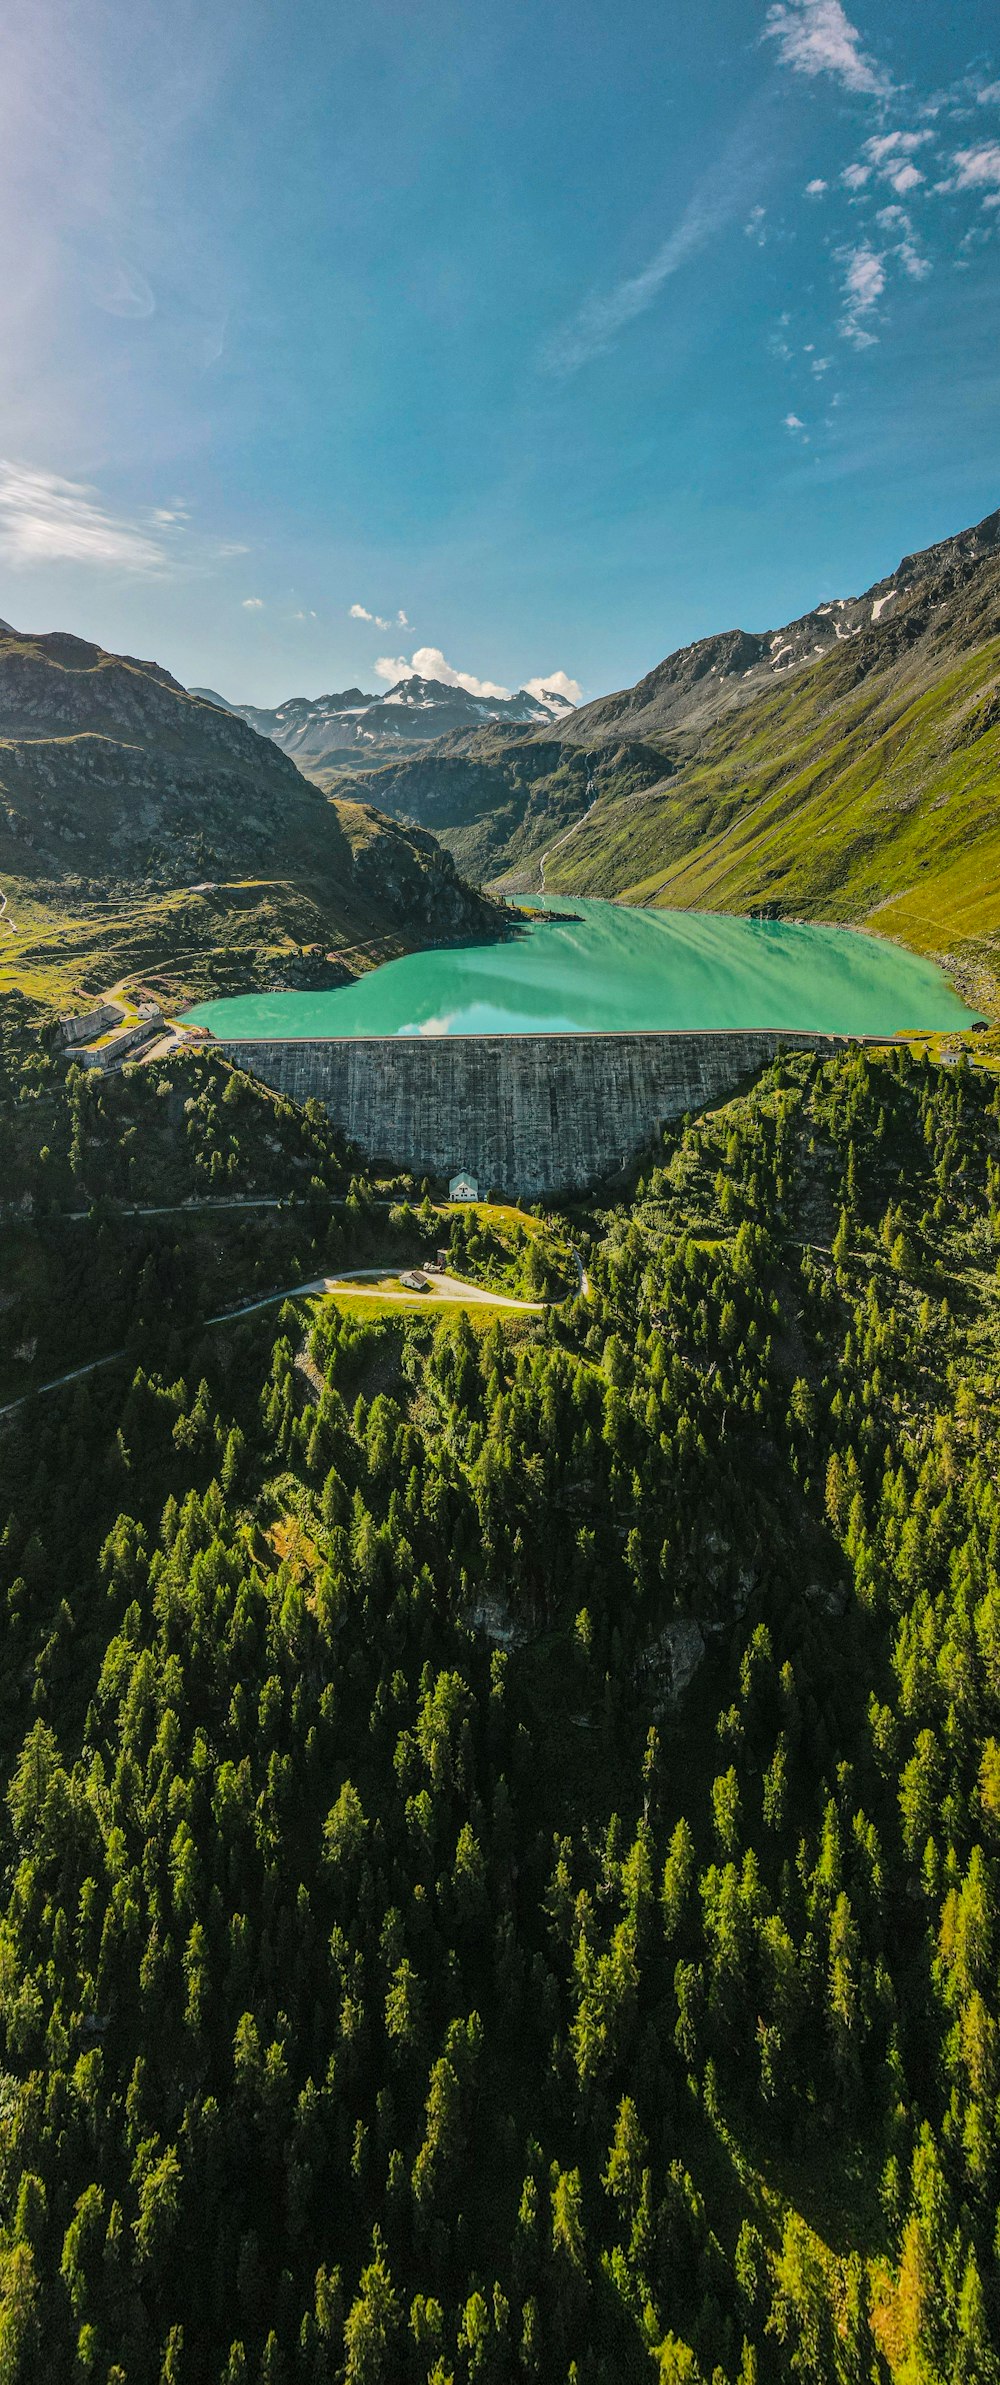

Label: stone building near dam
[208,1029,849,1198]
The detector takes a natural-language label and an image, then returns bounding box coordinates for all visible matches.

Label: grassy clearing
[305,1289,543,1335]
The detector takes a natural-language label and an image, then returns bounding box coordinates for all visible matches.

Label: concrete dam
[213,1030,846,1197]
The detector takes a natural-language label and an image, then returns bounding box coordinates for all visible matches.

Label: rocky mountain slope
[331,507,1000,1008]
[331,725,669,887]
[199,672,574,773]
[0,628,504,1013]
[566,503,1000,744]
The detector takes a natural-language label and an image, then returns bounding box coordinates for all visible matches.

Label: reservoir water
[184,899,976,1041]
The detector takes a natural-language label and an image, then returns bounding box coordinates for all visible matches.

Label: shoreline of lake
[183,898,977,1044]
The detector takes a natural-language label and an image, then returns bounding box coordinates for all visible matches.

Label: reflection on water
[183,898,976,1042]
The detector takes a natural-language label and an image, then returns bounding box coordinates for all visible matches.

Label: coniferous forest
[2,1019,1000,2382]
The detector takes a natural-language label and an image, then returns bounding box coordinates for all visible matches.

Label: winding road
[205,1266,547,1325]
[0,1252,593,1423]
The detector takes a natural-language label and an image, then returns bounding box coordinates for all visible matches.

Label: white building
[449,1171,479,1202]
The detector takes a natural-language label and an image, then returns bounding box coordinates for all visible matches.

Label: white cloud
[852,130,933,198]
[865,131,932,163]
[523,671,583,707]
[763,0,891,98]
[887,161,924,194]
[872,205,932,282]
[241,596,263,611]
[953,142,1000,194]
[900,241,932,279]
[0,461,167,572]
[784,412,806,429]
[350,599,399,629]
[375,647,512,699]
[839,242,885,343]
[843,246,886,304]
[373,650,582,707]
[805,178,828,195]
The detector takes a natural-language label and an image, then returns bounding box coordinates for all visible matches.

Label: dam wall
[214,1030,847,1197]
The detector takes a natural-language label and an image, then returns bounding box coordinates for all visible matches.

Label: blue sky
[1,0,998,704]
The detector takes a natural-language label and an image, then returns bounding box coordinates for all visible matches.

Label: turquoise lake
[183,899,977,1040]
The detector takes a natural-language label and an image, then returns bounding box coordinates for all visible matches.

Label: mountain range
[0,629,503,1015]
[189,673,575,770]
[318,507,1000,1009]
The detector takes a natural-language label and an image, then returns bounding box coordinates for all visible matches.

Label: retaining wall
[213,1030,848,1196]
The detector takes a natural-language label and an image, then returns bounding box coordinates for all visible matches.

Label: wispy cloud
[875,204,932,279]
[768,30,999,388]
[839,242,886,344]
[86,258,156,321]
[350,599,408,630]
[0,461,167,571]
[543,114,771,375]
[763,0,891,98]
